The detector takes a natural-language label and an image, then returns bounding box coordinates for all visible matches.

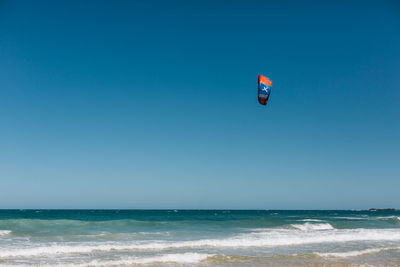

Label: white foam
[298,219,325,222]
[315,247,400,258]
[1,228,400,258]
[0,230,11,236]
[333,216,364,220]
[86,253,212,266]
[0,253,213,267]
[290,223,334,231]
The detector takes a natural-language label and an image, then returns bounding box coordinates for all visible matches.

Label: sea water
[0,210,399,266]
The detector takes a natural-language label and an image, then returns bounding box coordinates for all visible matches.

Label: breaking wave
[297,219,325,222]
[0,230,11,236]
[2,227,400,258]
[290,223,334,231]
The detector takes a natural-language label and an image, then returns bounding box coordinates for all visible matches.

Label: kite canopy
[258,75,272,106]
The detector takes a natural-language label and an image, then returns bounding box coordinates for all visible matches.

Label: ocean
[0,210,399,266]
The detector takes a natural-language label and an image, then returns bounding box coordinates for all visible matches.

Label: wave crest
[0,230,11,236]
[2,228,400,258]
[290,223,334,231]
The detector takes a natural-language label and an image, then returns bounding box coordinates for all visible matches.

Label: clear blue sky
[1,0,399,209]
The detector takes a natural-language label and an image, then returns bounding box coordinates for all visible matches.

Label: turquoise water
[0,210,400,266]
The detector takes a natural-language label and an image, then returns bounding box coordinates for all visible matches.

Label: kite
[258,75,272,106]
